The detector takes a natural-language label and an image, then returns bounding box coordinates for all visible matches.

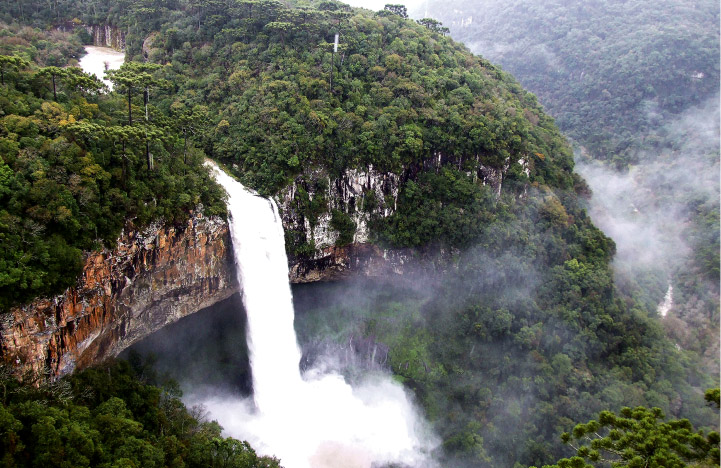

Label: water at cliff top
[203,161,436,468]
[78,46,124,89]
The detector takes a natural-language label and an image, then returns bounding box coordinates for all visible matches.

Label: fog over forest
[415,0,720,372]
[0,0,718,467]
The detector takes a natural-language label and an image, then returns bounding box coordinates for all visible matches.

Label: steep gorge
[0,3,717,465]
[0,153,510,379]
[0,169,412,378]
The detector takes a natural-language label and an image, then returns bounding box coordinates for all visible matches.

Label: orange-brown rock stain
[0,214,408,380]
[1,214,236,379]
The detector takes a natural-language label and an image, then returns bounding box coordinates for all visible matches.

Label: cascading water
[208,162,304,412]
[204,162,436,468]
[657,283,674,318]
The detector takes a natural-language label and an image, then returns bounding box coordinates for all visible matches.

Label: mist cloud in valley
[575,94,720,317]
[127,245,543,468]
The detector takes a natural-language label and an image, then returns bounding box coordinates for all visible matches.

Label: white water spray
[204,162,436,468]
[208,162,304,411]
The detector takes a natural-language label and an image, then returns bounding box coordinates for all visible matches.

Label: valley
[0,1,717,467]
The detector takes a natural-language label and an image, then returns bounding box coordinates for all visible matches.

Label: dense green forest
[0,1,718,467]
[0,357,280,468]
[417,0,719,165]
[294,262,717,466]
[537,397,719,468]
[0,24,226,310]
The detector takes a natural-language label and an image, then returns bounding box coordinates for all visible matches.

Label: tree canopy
[0,357,280,468]
[0,3,717,467]
[0,28,226,311]
[535,405,720,468]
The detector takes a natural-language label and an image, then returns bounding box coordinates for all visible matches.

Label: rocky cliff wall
[55,23,126,51]
[279,165,415,282]
[277,156,513,281]
[0,211,409,379]
[1,155,513,379]
[86,24,126,50]
[0,214,235,378]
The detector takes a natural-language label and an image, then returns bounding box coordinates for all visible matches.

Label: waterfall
[204,162,436,468]
[207,162,303,412]
[657,283,673,317]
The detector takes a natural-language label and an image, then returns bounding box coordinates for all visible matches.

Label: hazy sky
[340,0,427,14]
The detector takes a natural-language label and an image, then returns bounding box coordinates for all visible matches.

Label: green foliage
[293,179,716,467]
[383,4,408,19]
[422,0,720,374]
[0,45,226,311]
[416,18,449,35]
[0,54,29,86]
[704,388,720,408]
[0,358,281,468]
[0,4,717,468]
[330,209,355,246]
[0,23,85,68]
[54,0,575,203]
[37,65,107,100]
[376,168,495,248]
[0,0,579,260]
[536,406,720,468]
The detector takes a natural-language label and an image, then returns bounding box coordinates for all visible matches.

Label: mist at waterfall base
[190,163,437,468]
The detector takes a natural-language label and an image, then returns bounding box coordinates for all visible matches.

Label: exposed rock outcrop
[277,156,512,282]
[55,23,126,50]
[0,214,235,378]
[279,165,410,282]
[278,165,400,253]
[288,243,411,283]
[1,154,514,379]
[85,24,126,50]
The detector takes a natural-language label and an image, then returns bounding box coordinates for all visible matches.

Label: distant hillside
[419,0,720,375]
[418,0,719,164]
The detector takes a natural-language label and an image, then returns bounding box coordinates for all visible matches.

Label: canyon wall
[281,165,410,282]
[0,214,406,379]
[1,158,508,379]
[0,214,235,378]
[86,24,126,50]
[55,23,126,50]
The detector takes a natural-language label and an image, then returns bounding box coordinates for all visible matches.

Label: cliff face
[288,243,411,283]
[85,24,126,50]
[278,157,514,282]
[0,207,407,379]
[0,214,236,378]
[279,165,408,282]
[1,157,513,379]
[55,23,126,50]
